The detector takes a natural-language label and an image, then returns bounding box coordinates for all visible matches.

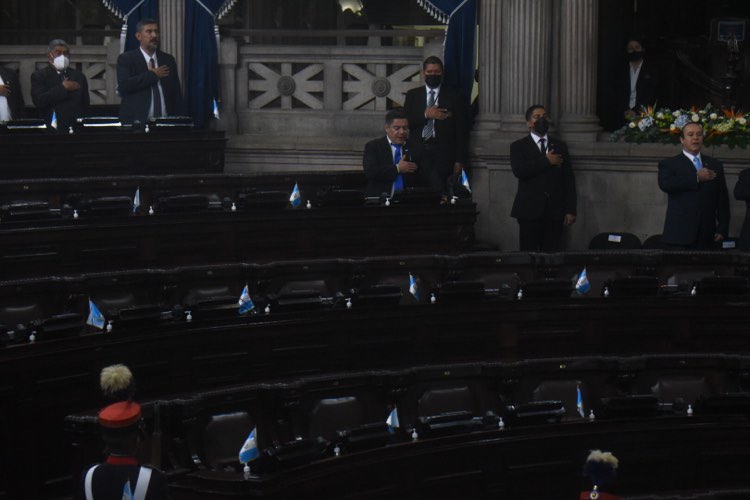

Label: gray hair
[47,39,69,54]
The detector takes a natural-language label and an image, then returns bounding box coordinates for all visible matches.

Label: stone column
[499,0,553,134]
[557,0,601,142]
[471,0,503,139]
[158,0,184,82]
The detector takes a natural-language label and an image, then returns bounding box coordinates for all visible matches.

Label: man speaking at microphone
[363,109,443,198]
[117,18,182,125]
[510,104,577,252]
[31,39,89,130]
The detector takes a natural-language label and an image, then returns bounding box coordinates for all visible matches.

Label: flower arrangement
[610,104,749,149]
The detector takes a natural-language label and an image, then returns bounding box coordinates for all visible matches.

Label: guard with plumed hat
[580,449,620,500]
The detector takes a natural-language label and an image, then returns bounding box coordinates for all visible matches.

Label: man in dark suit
[117,18,182,125]
[658,122,729,250]
[403,56,468,193]
[621,39,658,120]
[510,104,577,252]
[0,65,25,121]
[30,40,89,130]
[362,108,442,198]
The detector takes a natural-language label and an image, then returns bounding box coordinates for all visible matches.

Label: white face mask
[52,54,69,71]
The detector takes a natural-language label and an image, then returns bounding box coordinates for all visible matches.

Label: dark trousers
[421,141,452,193]
[518,218,564,252]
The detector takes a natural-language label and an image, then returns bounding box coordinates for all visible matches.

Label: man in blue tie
[658,122,730,249]
[362,109,442,198]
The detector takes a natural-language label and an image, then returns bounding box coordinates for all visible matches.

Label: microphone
[402,143,411,162]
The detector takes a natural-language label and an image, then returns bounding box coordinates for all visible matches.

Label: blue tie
[392,143,404,193]
[693,155,702,171]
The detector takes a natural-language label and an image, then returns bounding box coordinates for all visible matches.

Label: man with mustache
[658,122,729,250]
[510,104,577,252]
[117,18,182,125]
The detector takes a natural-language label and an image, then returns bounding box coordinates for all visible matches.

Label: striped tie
[422,90,436,140]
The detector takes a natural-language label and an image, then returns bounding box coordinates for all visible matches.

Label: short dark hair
[423,56,444,70]
[47,39,69,54]
[680,122,703,138]
[385,108,407,125]
[136,18,159,33]
[525,104,545,121]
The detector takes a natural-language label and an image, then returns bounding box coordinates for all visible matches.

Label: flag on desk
[289,182,301,208]
[386,406,400,432]
[239,284,255,314]
[239,426,260,464]
[576,267,590,295]
[132,187,141,213]
[122,480,134,500]
[460,168,471,193]
[50,111,58,130]
[87,298,105,330]
[409,273,420,301]
[576,384,585,418]
[212,98,220,120]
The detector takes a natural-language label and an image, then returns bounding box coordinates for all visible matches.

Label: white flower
[638,116,654,131]
[656,112,664,119]
[628,121,637,129]
[740,118,747,126]
[691,113,700,122]
[670,124,677,131]
[673,110,681,117]
[710,113,718,120]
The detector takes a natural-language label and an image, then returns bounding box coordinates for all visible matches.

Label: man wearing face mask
[30,39,89,130]
[621,38,658,120]
[510,105,577,252]
[117,18,182,125]
[404,56,468,194]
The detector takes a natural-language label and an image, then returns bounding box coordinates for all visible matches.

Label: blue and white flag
[409,273,420,301]
[577,384,585,418]
[289,182,301,208]
[50,111,58,130]
[576,267,590,295]
[213,98,220,120]
[132,187,141,213]
[86,298,105,330]
[386,406,400,432]
[239,284,255,314]
[460,169,471,193]
[122,480,134,500]
[239,426,260,464]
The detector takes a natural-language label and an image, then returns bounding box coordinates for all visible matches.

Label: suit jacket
[362,136,442,197]
[510,134,577,221]
[0,66,25,119]
[734,168,750,251]
[658,153,730,246]
[30,64,88,130]
[621,60,658,112]
[403,85,468,167]
[117,49,182,124]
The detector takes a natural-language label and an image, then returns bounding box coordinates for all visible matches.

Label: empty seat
[588,232,642,250]
[202,411,254,471]
[531,379,589,420]
[642,234,665,249]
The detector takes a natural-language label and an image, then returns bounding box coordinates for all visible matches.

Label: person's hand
[397,159,418,174]
[62,79,80,91]
[425,105,449,120]
[714,233,725,242]
[0,84,10,97]
[546,151,563,166]
[150,65,170,79]
[697,168,717,182]
[564,213,576,226]
[453,162,465,175]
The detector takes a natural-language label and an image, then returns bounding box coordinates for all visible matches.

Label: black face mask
[533,117,550,135]
[425,74,442,88]
[627,51,644,62]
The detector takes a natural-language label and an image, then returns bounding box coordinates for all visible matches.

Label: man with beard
[510,105,577,252]
[117,18,182,125]
[30,39,89,130]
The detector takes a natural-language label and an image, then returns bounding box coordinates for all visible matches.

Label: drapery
[184,0,236,128]
[101,0,159,53]
[416,0,477,106]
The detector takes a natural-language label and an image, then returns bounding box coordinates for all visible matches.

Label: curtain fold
[416,0,477,106]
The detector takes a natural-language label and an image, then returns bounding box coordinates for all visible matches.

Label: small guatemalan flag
[577,384,585,418]
[460,169,471,193]
[409,273,420,301]
[86,298,105,330]
[289,182,301,208]
[132,187,141,213]
[386,406,400,432]
[576,267,591,295]
[50,111,58,130]
[213,98,220,120]
[238,284,255,314]
[239,427,260,464]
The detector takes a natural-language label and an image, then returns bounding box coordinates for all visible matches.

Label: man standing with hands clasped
[117,18,182,125]
[658,122,729,250]
[510,104,577,252]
